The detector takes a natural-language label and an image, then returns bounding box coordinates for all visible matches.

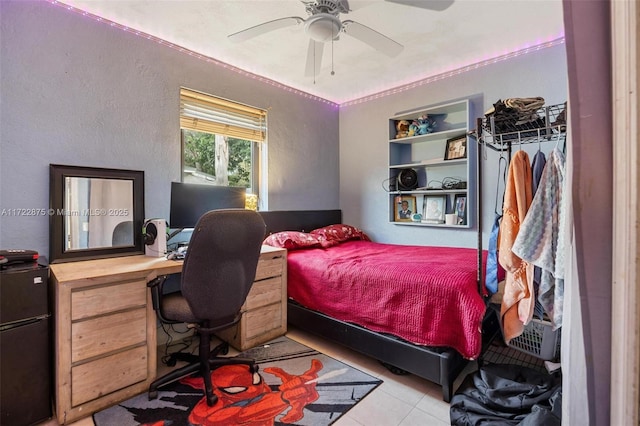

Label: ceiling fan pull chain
[331,37,335,76]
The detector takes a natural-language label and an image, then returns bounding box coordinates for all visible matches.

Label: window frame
[178,88,267,205]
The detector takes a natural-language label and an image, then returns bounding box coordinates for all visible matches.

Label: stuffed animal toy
[395,120,410,138]
[416,114,436,135]
[408,120,419,137]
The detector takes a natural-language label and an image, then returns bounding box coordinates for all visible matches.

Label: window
[179,88,266,205]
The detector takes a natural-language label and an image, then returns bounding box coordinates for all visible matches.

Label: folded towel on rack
[485,97,548,138]
[504,97,545,125]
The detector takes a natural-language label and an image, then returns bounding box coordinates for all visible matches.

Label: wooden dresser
[49,245,285,424]
[216,246,287,351]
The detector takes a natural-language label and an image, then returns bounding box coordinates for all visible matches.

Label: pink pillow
[263,231,323,250]
[310,224,371,246]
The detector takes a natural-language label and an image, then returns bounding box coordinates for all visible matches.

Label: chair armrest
[147,275,168,313]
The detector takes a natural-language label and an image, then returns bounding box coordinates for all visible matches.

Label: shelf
[481,102,567,146]
[389,128,467,144]
[392,189,467,195]
[388,97,477,228]
[392,221,467,228]
[390,158,466,169]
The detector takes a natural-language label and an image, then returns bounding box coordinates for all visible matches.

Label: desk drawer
[71,307,147,363]
[244,303,283,341]
[71,345,147,407]
[71,280,147,321]
[254,256,284,281]
[245,277,283,311]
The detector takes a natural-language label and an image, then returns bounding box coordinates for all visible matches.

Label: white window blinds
[179,88,266,142]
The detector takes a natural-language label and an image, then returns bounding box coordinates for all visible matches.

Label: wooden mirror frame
[49,164,145,263]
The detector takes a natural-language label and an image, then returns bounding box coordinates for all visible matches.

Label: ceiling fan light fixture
[305,14,342,42]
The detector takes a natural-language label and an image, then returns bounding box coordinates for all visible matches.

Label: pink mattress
[287,240,489,359]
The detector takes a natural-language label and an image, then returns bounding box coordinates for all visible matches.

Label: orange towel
[498,150,534,343]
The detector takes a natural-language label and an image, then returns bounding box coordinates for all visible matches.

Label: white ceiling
[59,0,565,105]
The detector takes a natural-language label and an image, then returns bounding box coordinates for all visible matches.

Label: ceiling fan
[228,0,453,78]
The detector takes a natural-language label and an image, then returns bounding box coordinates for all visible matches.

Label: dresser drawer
[71,307,147,363]
[71,280,147,321]
[71,345,147,407]
[254,256,284,281]
[244,303,283,340]
[244,277,283,311]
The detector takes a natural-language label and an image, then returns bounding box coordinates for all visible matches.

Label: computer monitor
[169,182,246,229]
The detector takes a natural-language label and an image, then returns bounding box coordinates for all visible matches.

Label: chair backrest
[112,220,133,246]
[180,209,266,326]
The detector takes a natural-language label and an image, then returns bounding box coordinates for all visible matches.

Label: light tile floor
[287,327,462,426]
[40,326,478,425]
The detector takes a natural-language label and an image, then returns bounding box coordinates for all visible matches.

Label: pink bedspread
[287,240,489,359]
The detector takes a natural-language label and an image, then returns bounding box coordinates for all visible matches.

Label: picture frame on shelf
[444,135,467,160]
[394,195,417,222]
[422,195,446,224]
[455,194,467,225]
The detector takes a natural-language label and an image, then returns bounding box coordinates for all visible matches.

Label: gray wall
[0,1,339,258]
[339,44,568,247]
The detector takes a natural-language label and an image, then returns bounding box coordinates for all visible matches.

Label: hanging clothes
[530,150,547,319]
[498,150,534,343]
[531,150,547,194]
[485,156,508,295]
[512,148,566,330]
[485,215,501,295]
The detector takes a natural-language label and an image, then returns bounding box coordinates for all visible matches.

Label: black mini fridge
[0,263,52,426]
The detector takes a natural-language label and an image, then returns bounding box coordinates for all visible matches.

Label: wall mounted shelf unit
[388,98,477,228]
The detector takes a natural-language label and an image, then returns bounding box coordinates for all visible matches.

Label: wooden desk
[50,245,286,424]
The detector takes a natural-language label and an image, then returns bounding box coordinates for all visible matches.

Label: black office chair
[147,209,266,406]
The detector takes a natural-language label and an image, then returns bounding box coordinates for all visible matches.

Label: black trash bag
[450,363,561,426]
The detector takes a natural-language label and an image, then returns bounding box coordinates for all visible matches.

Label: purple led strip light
[47,0,564,108]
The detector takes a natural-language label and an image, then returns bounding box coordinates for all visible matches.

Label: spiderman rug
[93,336,382,426]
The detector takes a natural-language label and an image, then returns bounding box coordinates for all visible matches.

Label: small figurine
[395,120,410,138]
[408,120,419,137]
[416,114,436,135]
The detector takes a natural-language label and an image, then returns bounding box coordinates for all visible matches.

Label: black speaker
[397,168,418,190]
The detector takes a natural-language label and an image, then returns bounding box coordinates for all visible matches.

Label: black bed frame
[259,209,475,402]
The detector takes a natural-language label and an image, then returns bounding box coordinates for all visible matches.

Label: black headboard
[259,210,342,235]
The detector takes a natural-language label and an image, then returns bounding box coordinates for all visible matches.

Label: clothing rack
[471,102,568,297]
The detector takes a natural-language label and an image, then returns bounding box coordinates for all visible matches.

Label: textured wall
[0,1,339,257]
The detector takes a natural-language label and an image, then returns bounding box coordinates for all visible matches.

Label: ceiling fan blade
[228,17,304,43]
[384,0,454,12]
[304,39,324,78]
[342,20,403,57]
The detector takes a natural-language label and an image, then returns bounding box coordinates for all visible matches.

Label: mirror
[49,164,145,263]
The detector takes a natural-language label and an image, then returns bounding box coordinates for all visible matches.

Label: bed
[258,209,497,402]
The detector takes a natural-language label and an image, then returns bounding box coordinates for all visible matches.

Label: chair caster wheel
[149,390,158,400]
[221,346,229,355]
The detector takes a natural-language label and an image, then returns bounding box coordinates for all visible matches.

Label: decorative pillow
[310,224,371,247]
[263,231,323,250]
